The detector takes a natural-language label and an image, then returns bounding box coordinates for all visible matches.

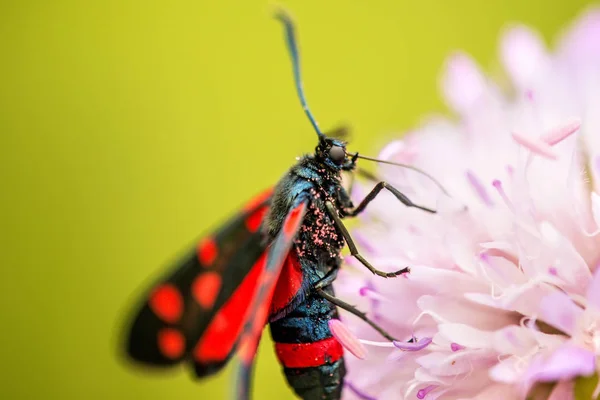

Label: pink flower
[334,7,600,400]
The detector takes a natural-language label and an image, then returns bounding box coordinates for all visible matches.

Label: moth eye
[329,145,346,165]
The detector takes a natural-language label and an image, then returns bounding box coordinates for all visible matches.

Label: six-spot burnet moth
[124,9,447,400]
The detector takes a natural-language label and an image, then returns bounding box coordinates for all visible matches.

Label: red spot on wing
[192,272,222,309]
[274,337,344,368]
[283,203,306,236]
[194,253,267,363]
[269,250,303,318]
[157,328,185,359]
[243,188,274,213]
[149,284,183,324]
[245,205,268,233]
[198,238,218,266]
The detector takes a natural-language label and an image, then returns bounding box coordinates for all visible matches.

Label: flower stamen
[328,319,368,359]
[359,339,395,348]
[393,337,433,351]
[359,286,390,302]
[511,131,558,160]
[466,170,494,206]
[417,385,438,399]
[541,118,581,145]
[492,179,515,211]
[451,342,465,352]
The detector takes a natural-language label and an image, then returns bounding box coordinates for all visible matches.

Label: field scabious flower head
[335,7,600,400]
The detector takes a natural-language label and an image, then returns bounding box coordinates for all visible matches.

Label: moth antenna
[275,10,325,140]
[350,152,451,196]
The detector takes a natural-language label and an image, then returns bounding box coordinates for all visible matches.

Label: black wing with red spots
[126,188,273,376]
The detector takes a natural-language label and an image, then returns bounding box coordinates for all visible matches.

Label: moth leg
[315,287,397,341]
[343,168,378,206]
[325,201,409,278]
[313,269,397,341]
[348,181,436,217]
[313,268,339,291]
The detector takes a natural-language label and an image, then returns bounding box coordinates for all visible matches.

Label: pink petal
[441,52,486,113]
[591,192,600,231]
[500,25,547,88]
[418,294,515,331]
[539,292,583,335]
[469,383,520,399]
[416,350,481,376]
[559,8,600,65]
[437,323,494,349]
[524,345,595,387]
[538,222,592,286]
[436,193,468,216]
[408,266,487,295]
[345,381,376,400]
[586,267,600,310]
[464,293,506,309]
[489,358,522,384]
[492,326,537,356]
[478,252,527,288]
[328,319,368,360]
[548,380,575,400]
[378,140,410,161]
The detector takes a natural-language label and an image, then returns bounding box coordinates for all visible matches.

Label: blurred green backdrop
[1,0,596,399]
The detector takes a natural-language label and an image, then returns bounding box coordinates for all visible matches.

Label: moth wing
[125,188,272,378]
[234,198,309,399]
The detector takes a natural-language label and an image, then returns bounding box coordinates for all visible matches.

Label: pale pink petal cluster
[335,7,600,400]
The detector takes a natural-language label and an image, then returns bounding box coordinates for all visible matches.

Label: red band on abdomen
[275,337,344,368]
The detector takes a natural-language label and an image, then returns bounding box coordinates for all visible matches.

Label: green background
[1,1,596,399]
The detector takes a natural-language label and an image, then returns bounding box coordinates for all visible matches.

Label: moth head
[316,137,349,171]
